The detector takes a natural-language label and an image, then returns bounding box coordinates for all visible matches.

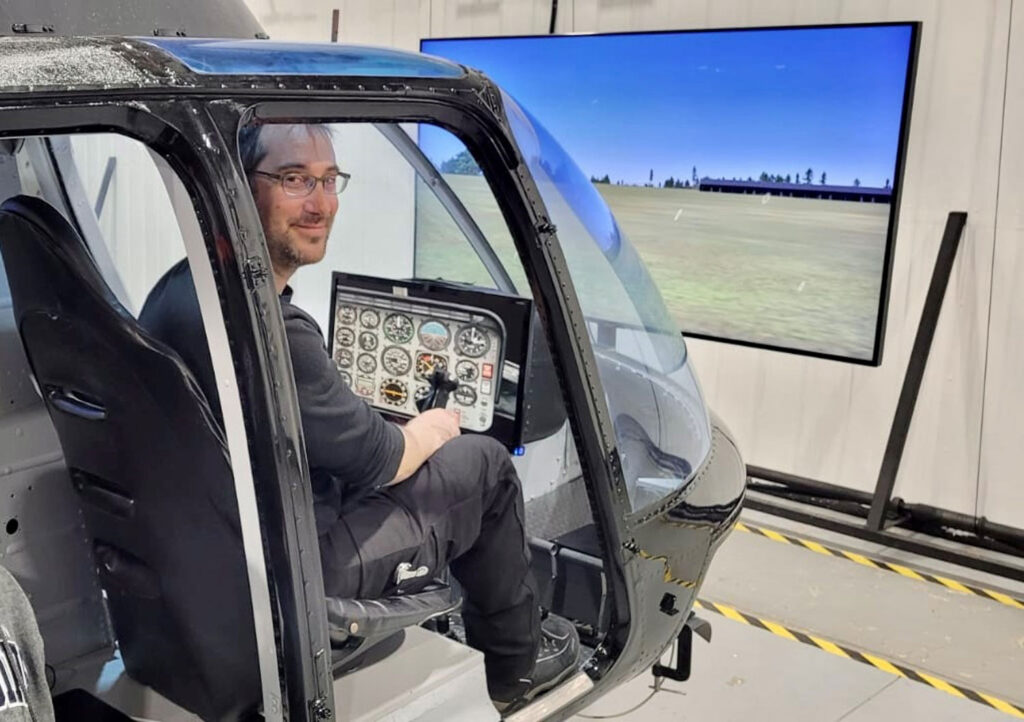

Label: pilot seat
[0,195,459,721]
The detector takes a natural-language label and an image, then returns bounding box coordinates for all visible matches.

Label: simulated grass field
[416,176,890,361]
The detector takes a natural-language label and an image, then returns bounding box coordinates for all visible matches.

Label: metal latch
[244,256,269,290]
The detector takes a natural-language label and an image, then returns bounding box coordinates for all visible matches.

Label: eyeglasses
[253,169,351,197]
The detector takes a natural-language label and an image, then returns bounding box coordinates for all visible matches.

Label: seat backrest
[0,195,259,721]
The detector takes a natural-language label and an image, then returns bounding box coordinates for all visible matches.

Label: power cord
[576,643,684,719]
[575,676,666,719]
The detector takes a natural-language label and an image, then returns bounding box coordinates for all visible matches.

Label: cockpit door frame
[0,81,672,718]
[0,100,333,721]
[220,94,637,675]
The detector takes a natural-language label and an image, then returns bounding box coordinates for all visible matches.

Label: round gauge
[415,353,448,380]
[454,385,478,407]
[414,385,431,403]
[339,370,352,388]
[380,379,409,407]
[383,313,415,344]
[357,353,377,374]
[334,348,353,368]
[382,346,412,376]
[360,309,380,329]
[337,305,357,325]
[418,320,450,352]
[335,327,355,347]
[359,331,379,352]
[456,325,491,358]
[455,360,478,383]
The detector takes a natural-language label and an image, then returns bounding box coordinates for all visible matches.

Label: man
[139,123,579,713]
[0,566,53,721]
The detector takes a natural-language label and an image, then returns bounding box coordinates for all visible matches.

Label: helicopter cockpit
[0,27,744,722]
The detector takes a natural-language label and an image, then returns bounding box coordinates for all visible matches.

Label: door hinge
[311,696,333,720]
[244,256,270,290]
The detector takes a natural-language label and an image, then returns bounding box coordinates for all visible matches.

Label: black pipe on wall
[747,466,1024,556]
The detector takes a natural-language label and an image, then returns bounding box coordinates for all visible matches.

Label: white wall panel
[242,0,1024,526]
[70,135,187,314]
[288,125,416,332]
[569,0,1010,519]
[978,2,1024,527]
[244,0,333,42]
[429,0,559,38]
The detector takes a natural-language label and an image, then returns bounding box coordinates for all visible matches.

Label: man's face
[251,125,340,277]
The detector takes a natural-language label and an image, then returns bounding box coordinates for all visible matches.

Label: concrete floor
[573,508,1024,721]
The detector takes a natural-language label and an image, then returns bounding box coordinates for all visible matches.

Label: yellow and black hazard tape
[693,597,1024,718]
[633,547,698,589]
[734,521,1024,611]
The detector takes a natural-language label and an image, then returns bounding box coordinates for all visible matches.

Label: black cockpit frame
[0,61,630,722]
[0,34,742,720]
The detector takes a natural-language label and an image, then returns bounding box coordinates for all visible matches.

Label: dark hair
[238,123,265,177]
[238,123,335,180]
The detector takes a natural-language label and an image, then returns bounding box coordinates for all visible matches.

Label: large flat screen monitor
[421,23,919,364]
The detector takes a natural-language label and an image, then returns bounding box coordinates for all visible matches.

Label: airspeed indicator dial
[456,325,490,358]
[382,346,412,376]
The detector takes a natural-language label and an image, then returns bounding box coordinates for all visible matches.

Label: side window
[68,134,188,313]
[414,126,528,294]
[286,122,532,333]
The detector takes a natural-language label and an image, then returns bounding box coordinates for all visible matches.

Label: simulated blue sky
[421,25,914,187]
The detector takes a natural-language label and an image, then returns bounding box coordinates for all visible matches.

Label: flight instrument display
[330,288,506,432]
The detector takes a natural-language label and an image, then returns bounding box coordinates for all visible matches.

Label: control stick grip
[416,368,460,412]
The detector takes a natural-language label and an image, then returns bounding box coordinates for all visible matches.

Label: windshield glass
[503,92,712,511]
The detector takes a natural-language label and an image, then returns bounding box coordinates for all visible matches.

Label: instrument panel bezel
[329,271,534,448]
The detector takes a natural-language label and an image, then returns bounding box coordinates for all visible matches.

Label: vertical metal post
[867,211,968,530]
[330,9,340,43]
[93,156,116,218]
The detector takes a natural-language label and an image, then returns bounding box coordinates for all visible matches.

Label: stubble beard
[267,226,329,277]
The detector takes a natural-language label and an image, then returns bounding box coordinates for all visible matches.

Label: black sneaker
[491,614,581,715]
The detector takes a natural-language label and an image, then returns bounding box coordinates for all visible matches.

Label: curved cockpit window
[503,92,713,511]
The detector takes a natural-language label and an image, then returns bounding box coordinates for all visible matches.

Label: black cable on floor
[576,643,681,719]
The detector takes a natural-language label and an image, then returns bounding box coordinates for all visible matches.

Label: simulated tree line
[438,150,893,191]
[589,165,892,190]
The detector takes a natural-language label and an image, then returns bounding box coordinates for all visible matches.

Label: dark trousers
[319,435,540,690]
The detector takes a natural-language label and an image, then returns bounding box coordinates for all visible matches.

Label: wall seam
[974,0,1015,519]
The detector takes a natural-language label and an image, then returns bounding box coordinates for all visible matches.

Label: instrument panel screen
[331,288,506,432]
